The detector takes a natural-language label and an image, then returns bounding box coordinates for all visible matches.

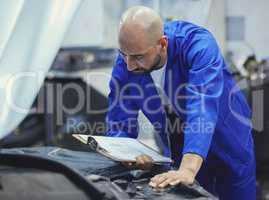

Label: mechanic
[106,6,256,200]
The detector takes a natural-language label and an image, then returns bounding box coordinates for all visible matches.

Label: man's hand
[121,154,153,170]
[149,153,203,188]
[149,167,195,188]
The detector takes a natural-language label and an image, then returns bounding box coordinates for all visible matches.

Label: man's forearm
[178,153,203,177]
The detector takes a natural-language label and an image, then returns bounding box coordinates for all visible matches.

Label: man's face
[119,31,167,74]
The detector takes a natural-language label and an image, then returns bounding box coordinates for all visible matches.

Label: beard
[132,54,163,74]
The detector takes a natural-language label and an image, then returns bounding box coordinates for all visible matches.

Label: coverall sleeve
[182,30,224,159]
[105,55,140,138]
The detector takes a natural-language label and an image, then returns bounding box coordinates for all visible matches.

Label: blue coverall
[106,21,256,199]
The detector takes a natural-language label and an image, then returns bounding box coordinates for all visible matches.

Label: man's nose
[126,56,137,71]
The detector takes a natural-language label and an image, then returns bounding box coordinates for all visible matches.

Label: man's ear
[160,36,168,49]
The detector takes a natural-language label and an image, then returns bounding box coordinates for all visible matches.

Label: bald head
[118,6,168,74]
[119,6,163,47]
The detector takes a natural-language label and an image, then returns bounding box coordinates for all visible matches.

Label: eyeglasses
[118,45,157,64]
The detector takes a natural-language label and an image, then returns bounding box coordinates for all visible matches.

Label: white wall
[62,0,104,47]
[206,0,226,53]
[61,0,226,51]
[61,0,269,61]
[227,0,269,60]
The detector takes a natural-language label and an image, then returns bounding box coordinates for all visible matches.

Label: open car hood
[0,147,217,200]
